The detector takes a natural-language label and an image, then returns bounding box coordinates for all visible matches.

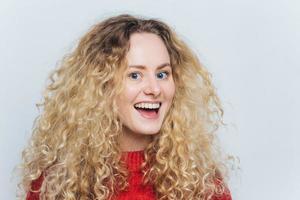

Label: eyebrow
[128,63,171,70]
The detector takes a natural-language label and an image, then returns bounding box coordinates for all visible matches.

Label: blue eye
[128,72,141,80]
[157,71,169,79]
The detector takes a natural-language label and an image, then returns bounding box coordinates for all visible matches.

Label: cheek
[118,85,139,105]
[165,81,176,100]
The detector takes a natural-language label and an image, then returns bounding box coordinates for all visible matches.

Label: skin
[116,32,175,151]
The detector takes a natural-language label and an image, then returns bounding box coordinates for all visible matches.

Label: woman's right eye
[128,72,142,80]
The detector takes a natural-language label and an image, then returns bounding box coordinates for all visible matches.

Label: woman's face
[116,32,175,148]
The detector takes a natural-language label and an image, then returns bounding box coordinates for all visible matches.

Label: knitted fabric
[26,150,231,200]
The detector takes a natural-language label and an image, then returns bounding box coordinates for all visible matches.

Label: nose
[143,76,161,97]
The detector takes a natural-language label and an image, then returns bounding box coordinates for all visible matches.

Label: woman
[20,14,232,199]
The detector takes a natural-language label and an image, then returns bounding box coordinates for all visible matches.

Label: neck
[118,127,153,152]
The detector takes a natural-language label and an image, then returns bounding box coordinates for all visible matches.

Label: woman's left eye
[157,71,169,79]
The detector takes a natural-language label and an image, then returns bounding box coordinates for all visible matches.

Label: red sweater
[26,150,231,200]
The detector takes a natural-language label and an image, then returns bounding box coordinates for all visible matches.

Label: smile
[134,102,161,119]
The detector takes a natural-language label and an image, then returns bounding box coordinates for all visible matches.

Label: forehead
[126,32,170,68]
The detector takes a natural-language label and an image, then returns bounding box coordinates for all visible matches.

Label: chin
[134,125,161,135]
[137,129,160,135]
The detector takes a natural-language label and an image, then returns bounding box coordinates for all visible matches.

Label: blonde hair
[19,14,230,199]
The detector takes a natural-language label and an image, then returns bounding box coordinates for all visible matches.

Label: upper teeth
[134,102,160,109]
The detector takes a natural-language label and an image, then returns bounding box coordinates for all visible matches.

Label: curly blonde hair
[19,14,230,199]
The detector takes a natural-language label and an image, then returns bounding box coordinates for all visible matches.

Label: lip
[136,108,160,119]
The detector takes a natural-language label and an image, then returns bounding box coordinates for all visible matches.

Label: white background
[1,0,299,199]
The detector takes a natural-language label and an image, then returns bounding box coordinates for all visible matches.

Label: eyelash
[128,71,170,80]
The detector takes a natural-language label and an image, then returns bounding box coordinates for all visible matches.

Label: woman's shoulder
[211,174,232,200]
[26,173,44,200]
[211,186,232,200]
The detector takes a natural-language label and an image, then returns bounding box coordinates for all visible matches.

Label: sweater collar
[122,150,145,172]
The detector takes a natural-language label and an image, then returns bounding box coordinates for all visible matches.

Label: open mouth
[134,102,161,118]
